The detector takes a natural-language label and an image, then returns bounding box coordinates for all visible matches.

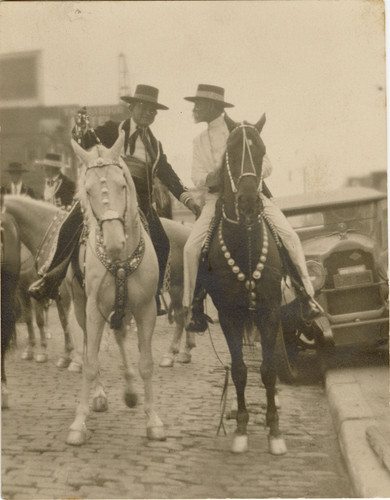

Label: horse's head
[72,132,132,263]
[224,114,266,226]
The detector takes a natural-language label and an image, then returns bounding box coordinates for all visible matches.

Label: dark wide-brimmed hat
[184,84,234,108]
[37,153,64,169]
[120,84,169,110]
[6,162,27,173]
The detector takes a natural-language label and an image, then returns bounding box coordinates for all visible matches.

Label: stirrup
[301,297,323,322]
[29,277,58,301]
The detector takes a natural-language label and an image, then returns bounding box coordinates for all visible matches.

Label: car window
[286,202,377,239]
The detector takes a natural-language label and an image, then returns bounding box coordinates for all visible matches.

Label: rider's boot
[29,202,83,301]
[185,281,213,333]
[278,244,322,321]
[295,279,323,322]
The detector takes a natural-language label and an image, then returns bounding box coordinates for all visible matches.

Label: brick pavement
[2,307,352,499]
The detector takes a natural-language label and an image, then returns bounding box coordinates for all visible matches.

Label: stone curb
[325,370,390,497]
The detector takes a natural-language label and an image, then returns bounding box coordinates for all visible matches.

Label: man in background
[4,162,35,198]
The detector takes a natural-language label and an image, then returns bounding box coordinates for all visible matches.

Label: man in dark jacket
[41,153,76,209]
[29,85,200,315]
[4,162,36,198]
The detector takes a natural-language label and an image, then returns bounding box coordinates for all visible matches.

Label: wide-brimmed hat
[6,162,27,173]
[120,84,169,110]
[184,84,234,108]
[38,153,64,169]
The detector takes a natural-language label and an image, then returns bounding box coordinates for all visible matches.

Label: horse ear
[71,139,92,164]
[255,113,266,134]
[224,113,239,132]
[110,130,125,159]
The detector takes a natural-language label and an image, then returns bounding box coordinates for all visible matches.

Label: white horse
[4,132,165,446]
[66,133,165,445]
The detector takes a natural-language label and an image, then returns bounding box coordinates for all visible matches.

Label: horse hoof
[68,361,82,373]
[176,352,191,364]
[159,355,174,368]
[231,434,248,453]
[66,427,87,446]
[92,396,108,412]
[21,350,33,361]
[56,356,71,369]
[268,435,287,455]
[124,391,138,408]
[34,353,48,363]
[147,425,166,441]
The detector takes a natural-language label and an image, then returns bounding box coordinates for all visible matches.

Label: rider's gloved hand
[186,198,202,220]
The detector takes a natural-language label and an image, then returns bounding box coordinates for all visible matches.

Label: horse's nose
[238,193,257,213]
[104,239,125,262]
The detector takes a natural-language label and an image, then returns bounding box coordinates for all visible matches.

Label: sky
[0,0,387,194]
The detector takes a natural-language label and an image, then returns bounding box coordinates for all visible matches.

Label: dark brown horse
[201,117,287,454]
[1,208,21,408]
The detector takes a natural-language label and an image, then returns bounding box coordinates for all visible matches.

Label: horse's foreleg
[113,323,138,407]
[160,285,186,367]
[134,300,165,441]
[55,294,73,369]
[219,310,249,453]
[34,300,48,363]
[67,302,105,446]
[67,281,85,373]
[20,291,35,360]
[257,308,287,455]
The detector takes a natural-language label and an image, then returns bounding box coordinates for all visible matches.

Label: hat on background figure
[6,162,28,173]
[37,153,64,170]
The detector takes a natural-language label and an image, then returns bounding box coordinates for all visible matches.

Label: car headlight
[306,260,326,291]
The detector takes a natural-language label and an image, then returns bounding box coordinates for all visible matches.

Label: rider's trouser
[261,195,314,297]
[183,192,219,309]
[183,192,315,309]
[140,203,170,292]
[37,201,84,296]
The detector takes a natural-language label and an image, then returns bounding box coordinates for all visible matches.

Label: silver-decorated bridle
[84,151,129,229]
[223,123,264,224]
[225,123,263,195]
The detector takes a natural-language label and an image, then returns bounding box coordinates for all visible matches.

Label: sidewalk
[325,349,390,498]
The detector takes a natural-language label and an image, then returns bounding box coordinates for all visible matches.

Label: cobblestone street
[2,306,352,499]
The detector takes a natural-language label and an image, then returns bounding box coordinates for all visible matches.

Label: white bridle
[225,124,263,194]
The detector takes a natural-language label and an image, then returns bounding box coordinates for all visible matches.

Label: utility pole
[118,53,130,101]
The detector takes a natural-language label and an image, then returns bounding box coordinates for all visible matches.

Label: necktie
[128,128,140,155]
[129,127,156,162]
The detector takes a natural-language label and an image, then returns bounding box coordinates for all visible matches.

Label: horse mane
[4,194,59,214]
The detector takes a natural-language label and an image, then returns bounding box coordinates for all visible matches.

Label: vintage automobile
[274,187,388,382]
